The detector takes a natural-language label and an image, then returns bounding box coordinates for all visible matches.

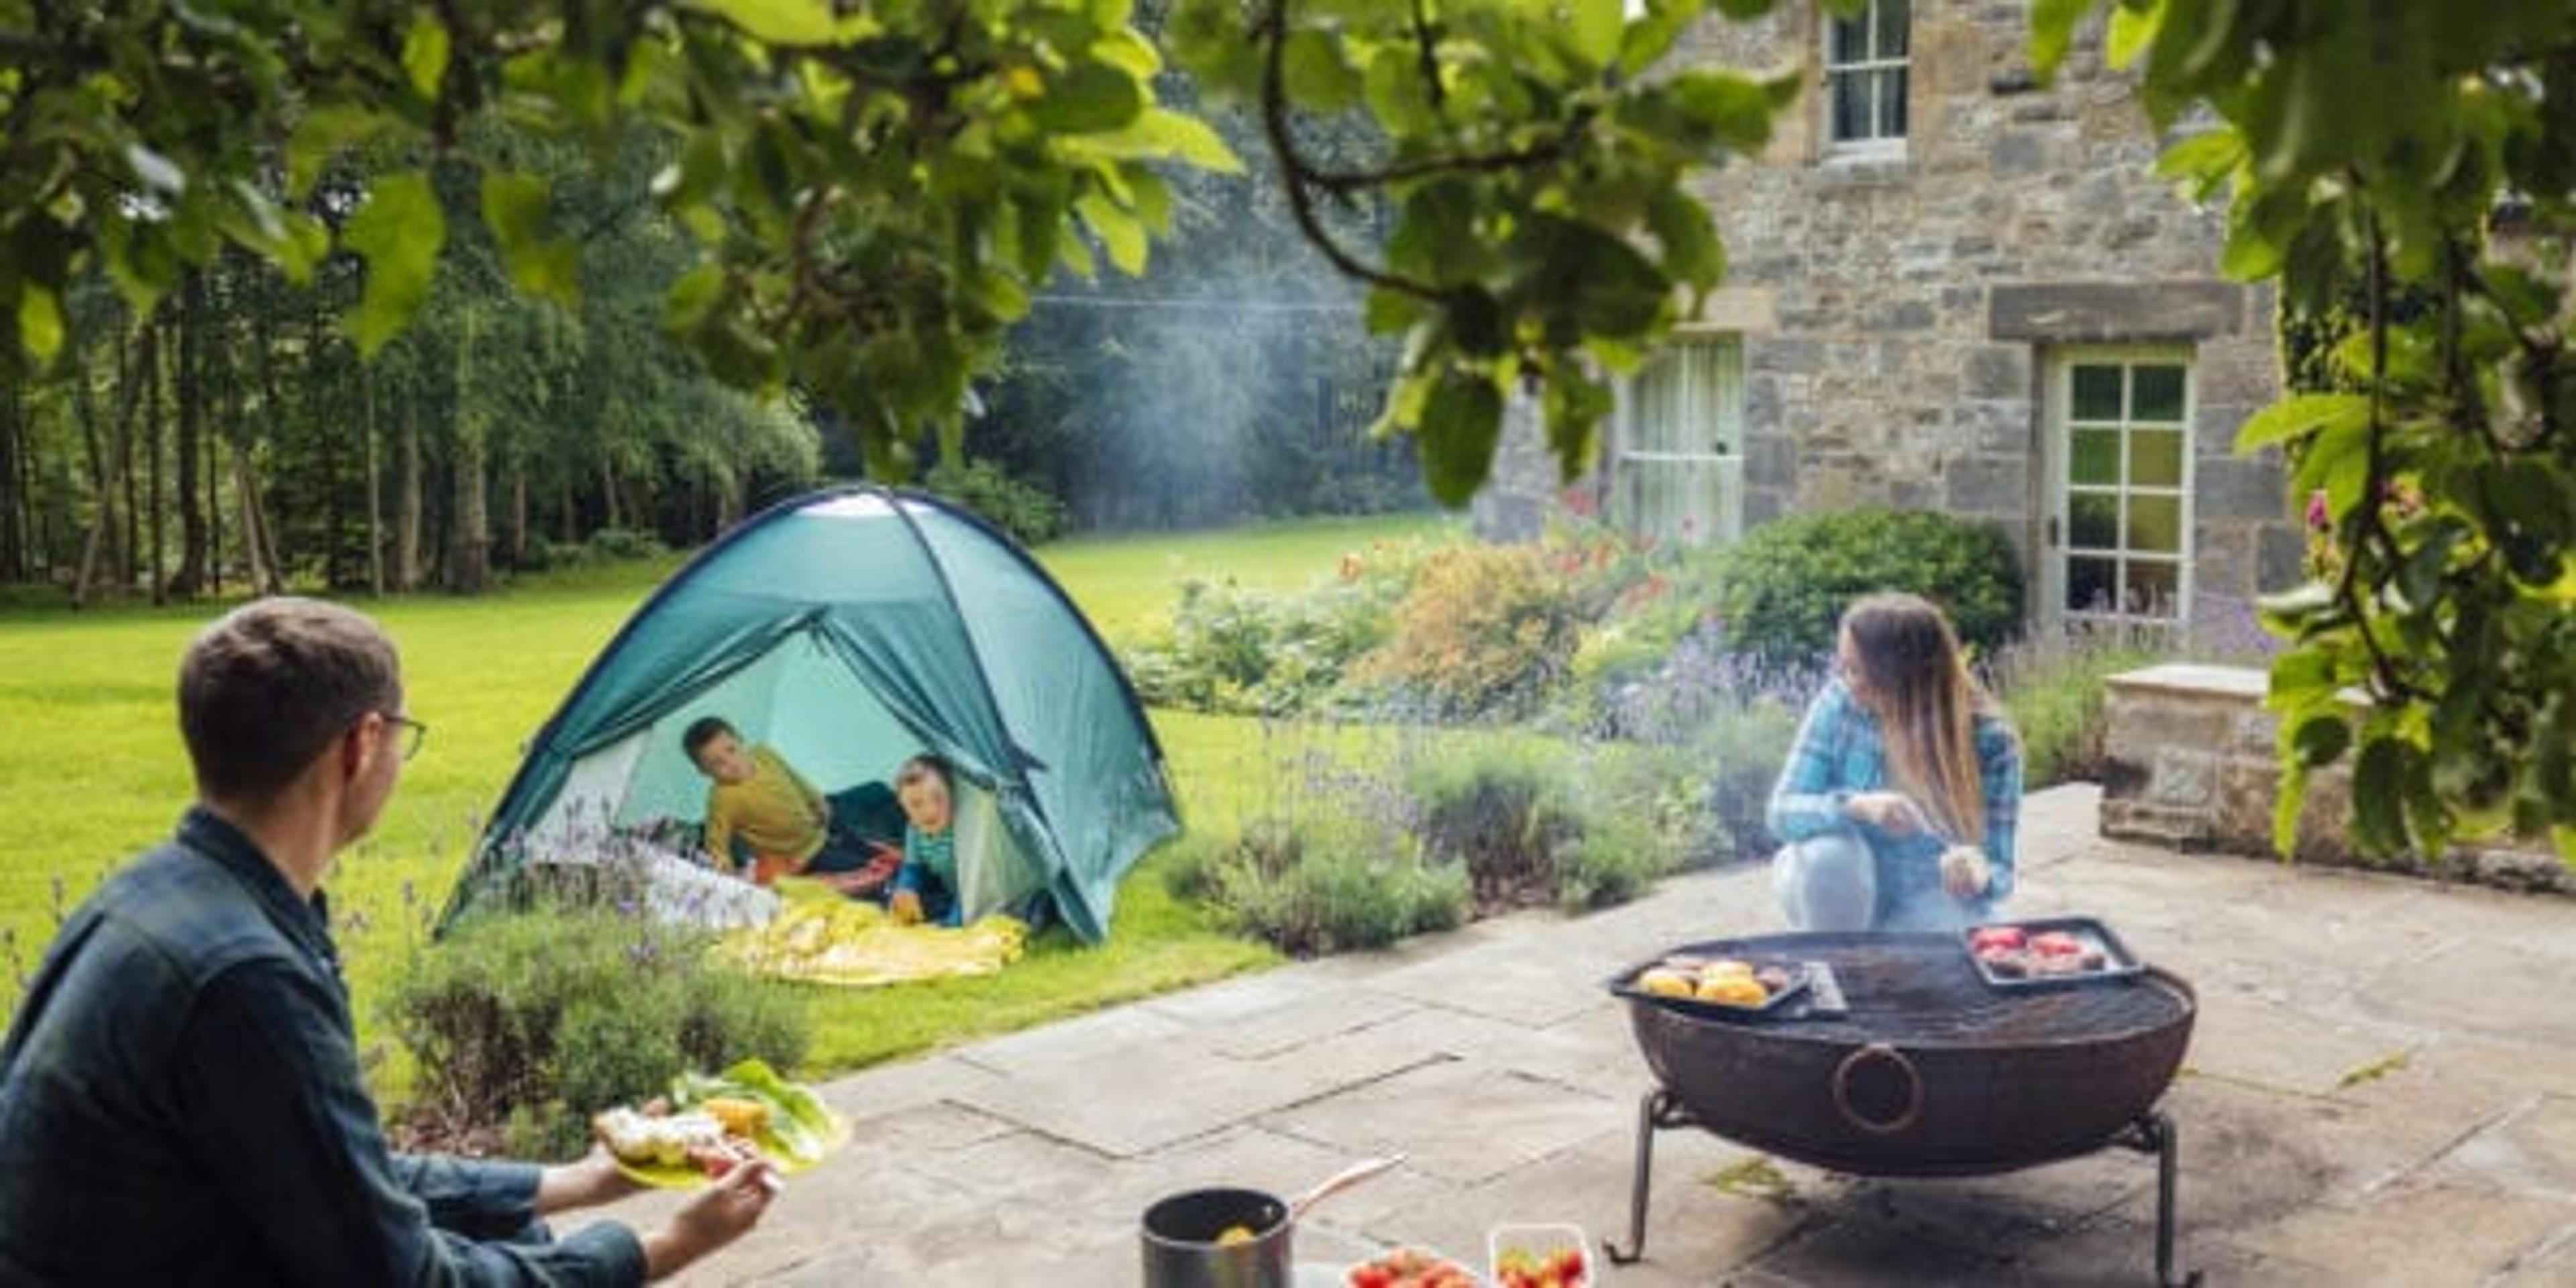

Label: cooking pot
[1139,1157,1399,1288]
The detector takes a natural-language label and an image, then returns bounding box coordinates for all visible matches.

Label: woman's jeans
[1770,825,1983,932]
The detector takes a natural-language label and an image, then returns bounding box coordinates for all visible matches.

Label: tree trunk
[250,285,288,588]
[170,271,208,596]
[449,304,490,594]
[397,394,423,592]
[600,457,620,530]
[119,323,146,594]
[71,331,121,606]
[509,461,527,568]
[146,315,166,604]
[0,376,23,582]
[365,370,384,597]
[231,438,283,596]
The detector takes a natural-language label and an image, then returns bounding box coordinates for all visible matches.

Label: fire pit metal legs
[1605,1091,2197,1285]
[1605,1088,1695,1265]
[2112,1110,2199,1288]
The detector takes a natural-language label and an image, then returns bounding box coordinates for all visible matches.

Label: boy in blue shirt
[887,755,963,927]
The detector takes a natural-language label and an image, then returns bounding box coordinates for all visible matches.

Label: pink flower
[2304,488,2331,531]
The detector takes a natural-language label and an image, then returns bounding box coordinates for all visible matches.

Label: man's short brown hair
[179,597,402,803]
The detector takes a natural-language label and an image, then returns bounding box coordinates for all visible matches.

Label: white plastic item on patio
[1487,1222,1596,1285]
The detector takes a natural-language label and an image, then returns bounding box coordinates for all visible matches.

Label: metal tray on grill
[1962,916,2145,991]
[1609,956,1813,1022]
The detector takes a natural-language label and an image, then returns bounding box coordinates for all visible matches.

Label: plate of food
[592,1058,849,1189]
[1609,952,1810,1020]
[1343,1247,1477,1287]
[1490,1222,1593,1287]
[1964,917,2146,990]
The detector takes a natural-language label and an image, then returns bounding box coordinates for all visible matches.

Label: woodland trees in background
[0,129,817,600]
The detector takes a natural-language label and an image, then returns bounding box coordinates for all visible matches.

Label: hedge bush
[1711,508,2025,663]
[1122,576,1395,716]
[386,904,809,1159]
[1183,818,1469,957]
[1414,743,1588,910]
[1412,740,1693,912]
[1354,545,1585,721]
[926,457,1069,547]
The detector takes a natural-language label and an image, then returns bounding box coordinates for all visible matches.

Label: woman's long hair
[1839,592,1997,845]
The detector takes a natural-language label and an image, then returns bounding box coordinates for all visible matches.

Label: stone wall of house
[2099,664,2572,896]
[1476,1,2304,619]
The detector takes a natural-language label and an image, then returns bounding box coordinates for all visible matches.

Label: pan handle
[1288,1155,1404,1222]
[1830,1042,1925,1136]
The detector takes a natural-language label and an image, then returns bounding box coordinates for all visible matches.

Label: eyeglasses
[383,714,429,762]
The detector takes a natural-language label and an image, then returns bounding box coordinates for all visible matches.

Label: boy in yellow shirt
[684,718,898,893]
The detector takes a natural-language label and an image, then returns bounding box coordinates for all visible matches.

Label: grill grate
[1638,931,2190,1048]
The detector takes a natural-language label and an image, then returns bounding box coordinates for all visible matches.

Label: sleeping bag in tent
[441,486,1181,943]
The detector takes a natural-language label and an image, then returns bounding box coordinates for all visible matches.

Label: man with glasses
[0,597,775,1285]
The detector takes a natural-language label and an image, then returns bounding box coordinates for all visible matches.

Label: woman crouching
[1766,592,2023,932]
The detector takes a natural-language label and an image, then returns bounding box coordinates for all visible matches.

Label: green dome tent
[441,486,1179,943]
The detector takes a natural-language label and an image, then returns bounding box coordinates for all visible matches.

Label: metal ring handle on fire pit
[1830,1042,1925,1136]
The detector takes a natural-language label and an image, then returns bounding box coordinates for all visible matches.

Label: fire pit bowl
[1606,931,2200,1284]
[1616,931,2194,1175]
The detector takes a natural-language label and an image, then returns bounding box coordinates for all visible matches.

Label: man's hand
[643,1161,778,1281]
[536,1142,645,1215]
[890,890,924,926]
[1845,792,1927,837]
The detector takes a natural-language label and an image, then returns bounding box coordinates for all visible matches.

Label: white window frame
[1613,332,1745,548]
[1823,0,1910,158]
[2045,346,2197,630]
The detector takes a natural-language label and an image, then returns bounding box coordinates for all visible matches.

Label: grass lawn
[0,511,1449,1088]
[1036,512,1458,645]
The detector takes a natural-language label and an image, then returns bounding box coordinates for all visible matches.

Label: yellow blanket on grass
[718,880,1028,987]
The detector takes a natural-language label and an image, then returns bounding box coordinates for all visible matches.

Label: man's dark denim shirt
[0,807,645,1286]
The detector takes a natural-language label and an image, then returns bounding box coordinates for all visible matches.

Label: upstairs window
[1826,0,1909,152]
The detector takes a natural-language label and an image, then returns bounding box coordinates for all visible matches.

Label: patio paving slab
[1258,1059,1621,1186]
[2235,1175,2576,1284]
[582,784,2576,1286]
[949,1026,1448,1157]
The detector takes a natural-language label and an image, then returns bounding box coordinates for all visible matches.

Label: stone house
[1474,0,2299,632]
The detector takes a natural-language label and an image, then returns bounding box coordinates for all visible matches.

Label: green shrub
[926,457,1069,546]
[386,904,809,1155]
[1988,628,2167,788]
[1413,743,1586,909]
[516,534,580,572]
[582,527,669,563]
[1123,577,1394,716]
[1413,740,1699,910]
[1559,811,1674,910]
[1354,545,1584,721]
[1711,508,2025,663]
[1157,832,1232,903]
[1198,817,1468,956]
